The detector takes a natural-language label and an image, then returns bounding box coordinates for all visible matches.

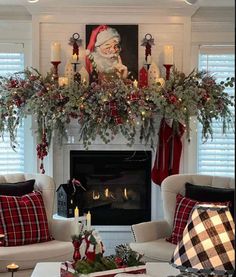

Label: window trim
[185,44,235,175]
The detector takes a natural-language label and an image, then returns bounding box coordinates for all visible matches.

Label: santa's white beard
[92,48,119,73]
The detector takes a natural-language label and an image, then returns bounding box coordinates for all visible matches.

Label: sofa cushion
[166,193,230,245]
[0,179,35,196]
[185,182,234,218]
[0,191,52,246]
[0,240,74,272]
[130,238,176,262]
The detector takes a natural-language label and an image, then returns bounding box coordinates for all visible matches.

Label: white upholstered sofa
[130,174,235,262]
[0,173,74,277]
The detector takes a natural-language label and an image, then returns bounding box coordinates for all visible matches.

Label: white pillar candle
[74,207,80,236]
[58,77,69,87]
[163,45,174,65]
[86,211,91,231]
[51,42,61,62]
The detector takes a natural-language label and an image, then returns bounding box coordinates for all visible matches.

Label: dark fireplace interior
[70,150,152,225]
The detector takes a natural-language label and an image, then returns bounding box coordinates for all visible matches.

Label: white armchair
[0,173,74,277]
[130,174,234,262]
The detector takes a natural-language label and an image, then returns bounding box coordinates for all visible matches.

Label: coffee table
[31,262,180,276]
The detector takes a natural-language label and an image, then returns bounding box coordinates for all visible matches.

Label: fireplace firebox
[70,150,152,225]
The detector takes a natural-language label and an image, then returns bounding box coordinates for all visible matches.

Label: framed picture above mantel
[86,24,138,80]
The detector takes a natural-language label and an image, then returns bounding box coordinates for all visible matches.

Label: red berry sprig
[36,132,48,174]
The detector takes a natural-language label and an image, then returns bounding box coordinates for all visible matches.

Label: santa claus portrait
[86,24,138,81]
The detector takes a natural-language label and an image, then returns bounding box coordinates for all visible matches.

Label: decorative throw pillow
[166,193,230,245]
[185,182,234,218]
[0,191,52,246]
[0,179,35,196]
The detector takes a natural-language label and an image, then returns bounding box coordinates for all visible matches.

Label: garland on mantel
[0,67,234,173]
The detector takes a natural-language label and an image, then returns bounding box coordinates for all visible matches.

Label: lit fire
[105,188,109,198]
[124,188,128,200]
[93,191,100,200]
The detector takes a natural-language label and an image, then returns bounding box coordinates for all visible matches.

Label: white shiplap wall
[36,15,185,254]
[39,22,184,77]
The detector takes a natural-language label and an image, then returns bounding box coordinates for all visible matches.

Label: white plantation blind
[0,43,25,174]
[197,46,235,177]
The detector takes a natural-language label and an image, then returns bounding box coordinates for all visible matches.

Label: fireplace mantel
[47,120,163,254]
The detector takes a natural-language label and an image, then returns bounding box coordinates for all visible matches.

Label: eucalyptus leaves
[0,67,234,157]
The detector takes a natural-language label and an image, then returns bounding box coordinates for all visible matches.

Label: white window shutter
[0,44,25,174]
[197,47,235,177]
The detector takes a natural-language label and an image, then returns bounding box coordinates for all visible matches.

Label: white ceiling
[0,0,234,7]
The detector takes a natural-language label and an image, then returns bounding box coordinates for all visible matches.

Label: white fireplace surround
[50,119,163,254]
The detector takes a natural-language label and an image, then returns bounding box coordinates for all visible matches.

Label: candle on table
[58,77,69,87]
[133,79,138,88]
[74,206,80,236]
[86,211,91,231]
[6,263,19,271]
[51,42,61,62]
[163,45,174,65]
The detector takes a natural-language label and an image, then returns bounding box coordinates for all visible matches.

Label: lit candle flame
[133,79,138,88]
[124,188,128,200]
[7,263,19,270]
[105,188,109,198]
[93,191,100,200]
[72,53,78,61]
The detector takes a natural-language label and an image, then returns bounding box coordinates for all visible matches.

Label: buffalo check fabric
[166,194,230,245]
[166,194,199,245]
[171,205,235,275]
[0,191,52,246]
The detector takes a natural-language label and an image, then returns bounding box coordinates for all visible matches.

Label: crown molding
[25,5,199,17]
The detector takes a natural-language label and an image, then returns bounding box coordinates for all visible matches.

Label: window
[0,43,25,174]
[197,46,235,177]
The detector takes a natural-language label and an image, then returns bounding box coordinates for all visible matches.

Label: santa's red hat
[86,25,120,74]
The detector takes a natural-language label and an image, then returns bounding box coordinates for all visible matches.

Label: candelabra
[141,33,154,71]
[69,32,83,84]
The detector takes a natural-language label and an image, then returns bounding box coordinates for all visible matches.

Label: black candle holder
[144,63,151,70]
[71,61,80,73]
[6,264,19,277]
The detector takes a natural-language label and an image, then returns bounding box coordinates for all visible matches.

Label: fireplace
[70,150,152,225]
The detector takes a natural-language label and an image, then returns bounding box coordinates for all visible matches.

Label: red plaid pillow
[0,191,52,246]
[166,194,198,245]
[166,193,230,245]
